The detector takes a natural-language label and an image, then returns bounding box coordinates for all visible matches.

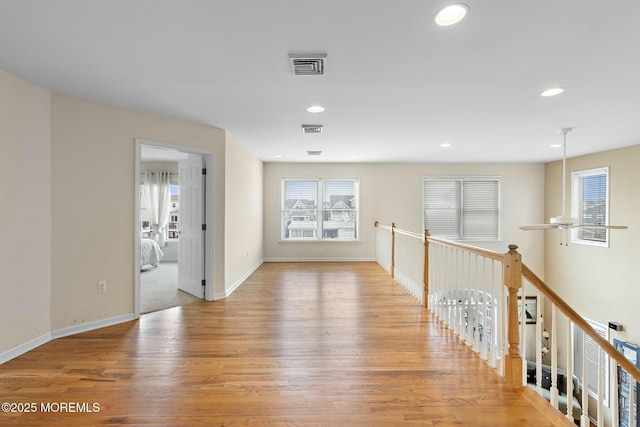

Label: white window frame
[422,176,501,242]
[571,167,609,247]
[572,319,609,407]
[167,183,180,240]
[281,178,359,241]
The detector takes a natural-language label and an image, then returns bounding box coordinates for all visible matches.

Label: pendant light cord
[559,127,572,219]
[561,130,567,218]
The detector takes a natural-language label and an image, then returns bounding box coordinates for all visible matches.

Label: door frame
[134,138,214,318]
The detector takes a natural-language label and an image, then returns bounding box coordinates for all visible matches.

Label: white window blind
[321,180,358,239]
[571,167,609,245]
[282,180,318,240]
[282,179,358,241]
[423,177,500,241]
[573,319,609,406]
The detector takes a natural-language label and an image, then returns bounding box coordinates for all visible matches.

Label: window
[167,184,180,239]
[140,174,180,240]
[571,167,609,246]
[573,319,609,406]
[423,177,500,241]
[282,179,358,241]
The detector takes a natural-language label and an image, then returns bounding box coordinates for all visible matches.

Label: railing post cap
[508,244,519,253]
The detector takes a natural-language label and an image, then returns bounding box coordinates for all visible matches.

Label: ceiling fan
[519,127,628,237]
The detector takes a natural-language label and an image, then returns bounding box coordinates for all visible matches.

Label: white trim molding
[0,333,51,365]
[51,313,136,340]
[225,260,264,298]
[1,313,135,365]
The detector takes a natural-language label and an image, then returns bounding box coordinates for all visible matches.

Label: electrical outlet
[97,280,107,294]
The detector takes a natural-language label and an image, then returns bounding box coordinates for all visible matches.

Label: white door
[178,153,204,298]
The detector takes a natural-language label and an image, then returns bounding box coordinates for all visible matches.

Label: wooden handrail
[375,222,503,261]
[373,221,393,232]
[426,235,504,262]
[375,221,423,240]
[395,228,424,239]
[522,264,640,383]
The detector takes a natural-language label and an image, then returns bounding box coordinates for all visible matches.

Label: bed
[141,238,164,267]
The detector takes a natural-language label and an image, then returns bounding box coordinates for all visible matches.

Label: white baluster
[447,246,453,328]
[581,333,589,427]
[597,347,603,427]
[436,244,442,317]
[472,254,479,353]
[489,259,497,368]
[535,294,543,393]
[436,244,439,316]
[565,320,574,422]
[519,284,526,385]
[457,249,463,336]
[460,251,467,343]
[481,257,488,361]
[453,248,459,333]
[550,303,559,408]
[629,374,635,427]
[495,259,503,372]
[612,361,619,427]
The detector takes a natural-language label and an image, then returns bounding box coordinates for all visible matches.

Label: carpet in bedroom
[140,262,201,314]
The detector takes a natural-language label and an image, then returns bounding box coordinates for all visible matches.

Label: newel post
[423,229,430,308]
[391,223,396,278]
[503,244,523,388]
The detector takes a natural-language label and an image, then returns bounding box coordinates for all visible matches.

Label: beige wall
[51,93,227,329]
[224,134,264,296]
[544,144,640,348]
[0,71,52,353]
[264,162,546,272]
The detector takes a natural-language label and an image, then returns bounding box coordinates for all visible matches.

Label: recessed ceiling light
[549,144,562,148]
[540,87,564,97]
[435,4,468,26]
[440,142,452,148]
[306,105,325,113]
[275,155,284,159]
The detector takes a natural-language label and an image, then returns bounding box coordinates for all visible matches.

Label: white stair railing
[374,221,640,427]
[374,221,393,275]
[394,228,425,304]
[428,238,506,372]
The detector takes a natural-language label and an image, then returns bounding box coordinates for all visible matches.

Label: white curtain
[143,171,171,246]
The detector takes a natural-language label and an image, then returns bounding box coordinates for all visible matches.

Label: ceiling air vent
[301,124,323,134]
[289,53,326,76]
[307,150,322,156]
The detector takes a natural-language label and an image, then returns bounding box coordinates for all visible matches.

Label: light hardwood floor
[0,262,571,426]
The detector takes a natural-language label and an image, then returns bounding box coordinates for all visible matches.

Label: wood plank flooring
[0,262,571,426]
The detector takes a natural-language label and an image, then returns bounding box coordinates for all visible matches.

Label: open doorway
[134,139,213,317]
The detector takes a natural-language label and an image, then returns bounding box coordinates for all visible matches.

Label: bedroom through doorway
[135,140,213,316]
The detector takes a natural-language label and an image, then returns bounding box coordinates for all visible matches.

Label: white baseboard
[0,332,51,365]
[212,291,227,300]
[51,313,136,339]
[263,257,376,262]
[1,313,137,365]
[225,259,264,298]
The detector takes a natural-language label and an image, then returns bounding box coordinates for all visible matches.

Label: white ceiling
[1,1,639,163]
